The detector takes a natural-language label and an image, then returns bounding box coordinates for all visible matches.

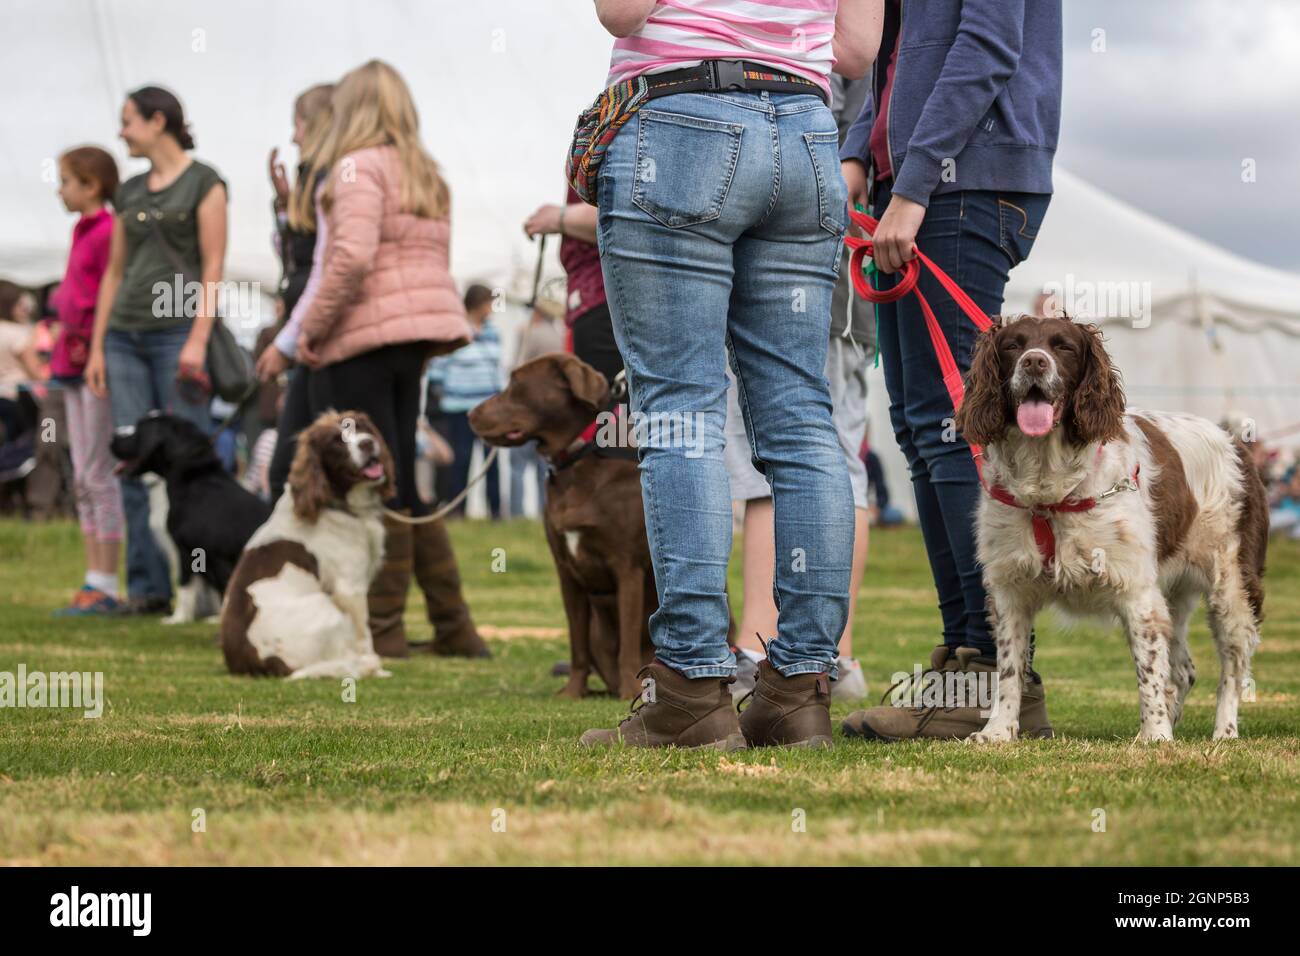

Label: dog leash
[844,211,1141,568]
[384,234,552,528]
[381,444,500,525]
[208,381,260,439]
[844,208,993,460]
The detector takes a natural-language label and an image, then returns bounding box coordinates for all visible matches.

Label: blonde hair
[288,83,335,232]
[318,60,449,220]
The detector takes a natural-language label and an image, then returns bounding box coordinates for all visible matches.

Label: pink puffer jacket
[299,145,471,366]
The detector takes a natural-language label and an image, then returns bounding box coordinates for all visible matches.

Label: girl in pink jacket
[297,59,484,659]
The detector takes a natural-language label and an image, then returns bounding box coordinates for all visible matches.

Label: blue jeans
[509,442,545,517]
[872,180,1049,655]
[104,326,210,601]
[442,410,501,518]
[597,90,855,679]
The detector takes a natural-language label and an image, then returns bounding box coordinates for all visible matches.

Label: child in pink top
[52,146,124,616]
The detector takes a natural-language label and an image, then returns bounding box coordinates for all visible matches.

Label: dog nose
[357,436,376,455]
[1022,352,1050,376]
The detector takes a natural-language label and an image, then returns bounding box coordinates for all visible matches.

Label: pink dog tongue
[362,462,384,479]
[1016,400,1055,437]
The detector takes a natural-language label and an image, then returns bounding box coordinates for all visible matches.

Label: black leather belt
[642,59,828,106]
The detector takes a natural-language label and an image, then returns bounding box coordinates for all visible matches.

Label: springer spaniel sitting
[221,410,394,680]
[956,315,1267,742]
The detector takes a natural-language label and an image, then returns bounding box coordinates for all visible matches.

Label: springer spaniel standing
[221,410,394,680]
[956,316,1267,742]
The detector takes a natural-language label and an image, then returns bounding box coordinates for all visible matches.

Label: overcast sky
[1058,0,1300,270]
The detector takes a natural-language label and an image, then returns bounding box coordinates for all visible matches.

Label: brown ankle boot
[580,661,747,750]
[841,645,1054,742]
[411,517,489,658]
[738,660,834,749]
[368,514,413,658]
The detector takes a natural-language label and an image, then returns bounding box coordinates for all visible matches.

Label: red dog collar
[980,447,1141,568]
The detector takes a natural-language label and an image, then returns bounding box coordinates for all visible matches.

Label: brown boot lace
[616,665,658,729]
[734,633,770,714]
[880,662,966,733]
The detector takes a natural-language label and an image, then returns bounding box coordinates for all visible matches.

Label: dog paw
[967,725,1018,744]
[556,677,588,700]
[161,614,188,626]
[1138,722,1175,743]
[376,668,393,679]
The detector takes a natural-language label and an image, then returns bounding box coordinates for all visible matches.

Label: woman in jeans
[581,0,882,750]
[85,86,227,616]
[298,60,485,659]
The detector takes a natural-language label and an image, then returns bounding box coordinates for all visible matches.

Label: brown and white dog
[956,315,1267,742]
[470,353,655,699]
[221,410,395,680]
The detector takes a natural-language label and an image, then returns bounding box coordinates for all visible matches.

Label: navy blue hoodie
[841,0,1062,207]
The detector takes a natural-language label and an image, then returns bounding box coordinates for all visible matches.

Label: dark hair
[0,280,32,323]
[59,145,121,204]
[128,85,196,150]
[463,284,495,313]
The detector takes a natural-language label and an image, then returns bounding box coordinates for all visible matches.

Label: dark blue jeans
[872,181,1049,656]
[445,410,501,518]
[104,325,211,602]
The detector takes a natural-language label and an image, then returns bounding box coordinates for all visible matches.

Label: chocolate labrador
[469,353,654,699]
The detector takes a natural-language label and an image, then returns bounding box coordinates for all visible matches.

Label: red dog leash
[843,209,1139,568]
[844,208,992,448]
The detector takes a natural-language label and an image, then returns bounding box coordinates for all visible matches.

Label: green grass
[1,517,1298,865]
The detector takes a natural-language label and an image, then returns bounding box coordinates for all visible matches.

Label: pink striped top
[606,0,838,99]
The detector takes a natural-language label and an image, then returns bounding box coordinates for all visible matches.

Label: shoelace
[733,633,771,714]
[617,666,657,727]
[881,666,965,715]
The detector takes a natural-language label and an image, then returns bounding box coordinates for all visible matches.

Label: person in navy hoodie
[839,0,1063,742]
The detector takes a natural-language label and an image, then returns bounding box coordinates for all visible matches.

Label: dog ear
[1067,323,1127,445]
[288,424,333,523]
[560,356,610,413]
[955,326,1007,447]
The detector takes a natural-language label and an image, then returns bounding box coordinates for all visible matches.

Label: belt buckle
[711,59,748,92]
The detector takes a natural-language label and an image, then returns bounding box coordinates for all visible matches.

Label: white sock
[740,646,767,664]
[86,571,118,598]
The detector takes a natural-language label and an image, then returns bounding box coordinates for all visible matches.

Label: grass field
[1,517,1298,866]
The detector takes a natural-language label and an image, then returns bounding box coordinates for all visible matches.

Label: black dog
[111,412,270,621]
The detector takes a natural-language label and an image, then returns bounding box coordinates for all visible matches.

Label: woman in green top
[84,86,229,615]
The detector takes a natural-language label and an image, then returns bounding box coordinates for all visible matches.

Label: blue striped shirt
[425,320,503,414]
